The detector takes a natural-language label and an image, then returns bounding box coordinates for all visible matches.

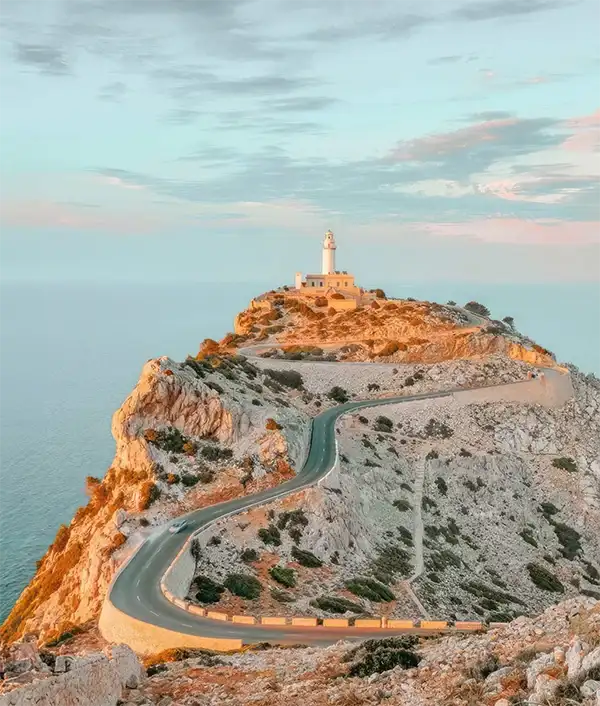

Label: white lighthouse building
[322,229,336,274]
[294,230,360,307]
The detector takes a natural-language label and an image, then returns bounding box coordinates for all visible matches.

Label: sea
[1,280,598,621]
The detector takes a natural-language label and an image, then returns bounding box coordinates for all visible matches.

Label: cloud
[420,217,600,245]
[452,0,571,22]
[562,108,600,152]
[387,116,562,179]
[98,175,146,191]
[13,43,69,75]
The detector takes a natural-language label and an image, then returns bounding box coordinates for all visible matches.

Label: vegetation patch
[393,498,412,512]
[310,596,364,614]
[423,418,453,439]
[291,546,323,567]
[240,548,258,563]
[519,527,538,548]
[435,477,448,495]
[224,573,262,599]
[344,636,420,677]
[552,522,581,560]
[527,563,564,593]
[193,576,225,604]
[552,457,577,473]
[263,368,304,390]
[461,580,525,606]
[328,386,349,403]
[346,577,395,602]
[258,524,282,546]
[269,566,296,588]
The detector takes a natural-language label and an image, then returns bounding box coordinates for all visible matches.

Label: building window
[311,281,314,287]
[344,281,348,287]
[337,281,340,287]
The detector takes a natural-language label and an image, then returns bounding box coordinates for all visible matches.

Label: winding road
[107,366,564,645]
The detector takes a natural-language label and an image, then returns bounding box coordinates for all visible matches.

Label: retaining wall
[453,369,573,409]
[98,600,242,655]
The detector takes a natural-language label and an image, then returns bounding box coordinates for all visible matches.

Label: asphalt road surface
[108,379,531,644]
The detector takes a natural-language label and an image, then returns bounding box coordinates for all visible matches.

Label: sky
[0,0,599,284]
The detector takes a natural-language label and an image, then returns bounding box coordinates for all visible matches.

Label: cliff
[0,353,310,644]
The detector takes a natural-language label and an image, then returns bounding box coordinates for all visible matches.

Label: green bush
[147,427,187,453]
[422,496,437,511]
[201,444,233,462]
[310,596,364,614]
[374,416,394,432]
[393,498,412,512]
[263,368,303,390]
[258,524,281,546]
[539,501,559,519]
[240,548,258,563]
[328,386,349,403]
[346,577,395,602]
[397,525,413,546]
[527,562,564,593]
[269,566,296,588]
[277,509,308,530]
[372,545,411,579]
[459,448,472,457]
[464,301,490,317]
[291,546,323,567]
[224,573,262,599]
[553,522,581,559]
[198,468,215,484]
[193,576,225,604]
[435,477,448,495]
[461,580,525,605]
[423,419,453,439]
[426,450,439,460]
[181,473,199,487]
[347,640,421,677]
[552,457,577,473]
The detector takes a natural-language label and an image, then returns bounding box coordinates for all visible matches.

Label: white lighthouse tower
[322,230,337,275]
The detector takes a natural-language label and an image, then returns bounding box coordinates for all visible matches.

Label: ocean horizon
[1,279,598,621]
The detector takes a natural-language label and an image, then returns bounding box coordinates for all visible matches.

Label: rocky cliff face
[0,354,310,644]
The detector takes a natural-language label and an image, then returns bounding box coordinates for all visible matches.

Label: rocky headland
[1,288,599,705]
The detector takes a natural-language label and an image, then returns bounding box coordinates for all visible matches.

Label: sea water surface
[1,280,598,621]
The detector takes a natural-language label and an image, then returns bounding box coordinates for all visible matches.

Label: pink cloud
[561,108,600,153]
[389,118,519,161]
[98,176,145,190]
[0,200,164,233]
[418,218,600,245]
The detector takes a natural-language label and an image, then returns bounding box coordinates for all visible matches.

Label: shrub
[180,473,198,487]
[459,448,472,457]
[552,457,577,473]
[269,566,296,588]
[193,576,225,604]
[464,301,490,317]
[423,419,453,439]
[310,596,364,614]
[224,573,262,599]
[241,548,258,563]
[372,545,411,578]
[348,645,420,677]
[291,546,323,567]
[367,383,380,392]
[263,368,303,390]
[258,524,281,546]
[422,496,437,511]
[435,477,448,495]
[461,580,525,605]
[346,577,395,602]
[447,300,456,306]
[277,509,308,530]
[147,427,187,453]
[539,502,559,519]
[426,450,439,461]
[374,415,394,432]
[265,418,283,431]
[289,527,302,544]
[373,289,386,299]
[520,528,538,547]
[328,386,349,403]
[140,482,161,510]
[205,380,224,394]
[553,522,581,559]
[201,445,233,462]
[527,563,564,593]
[393,498,412,512]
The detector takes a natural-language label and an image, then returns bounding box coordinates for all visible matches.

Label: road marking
[136,595,141,603]
[149,609,159,617]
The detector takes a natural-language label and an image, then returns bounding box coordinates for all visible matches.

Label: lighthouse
[322,230,337,274]
[294,229,359,304]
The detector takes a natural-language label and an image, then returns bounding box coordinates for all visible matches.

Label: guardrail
[156,591,497,632]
